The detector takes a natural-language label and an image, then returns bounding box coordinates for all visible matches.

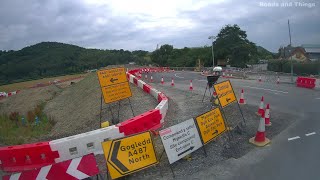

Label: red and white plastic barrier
[3,154,99,180]
[0,67,169,173]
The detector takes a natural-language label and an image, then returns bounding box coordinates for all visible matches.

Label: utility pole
[208,36,216,69]
[288,19,294,83]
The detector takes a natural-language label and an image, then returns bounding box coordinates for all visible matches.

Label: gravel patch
[94,82,295,180]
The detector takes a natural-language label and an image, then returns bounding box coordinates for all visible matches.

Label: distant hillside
[257,46,275,59]
[0,42,149,85]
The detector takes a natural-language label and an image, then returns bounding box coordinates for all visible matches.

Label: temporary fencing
[0,67,169,173]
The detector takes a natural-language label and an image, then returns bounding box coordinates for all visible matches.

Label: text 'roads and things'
[160,119,202,164]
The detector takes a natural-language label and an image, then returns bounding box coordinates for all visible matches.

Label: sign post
[159,119,203,164]
[102,131,158,179]
[97,67,134,125]
[213,80,246,128]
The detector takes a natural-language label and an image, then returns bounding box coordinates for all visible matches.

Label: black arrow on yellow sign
[111,141,129,173]
[226,98,231,102]
[110,78,118,83]
[212,130,218,136]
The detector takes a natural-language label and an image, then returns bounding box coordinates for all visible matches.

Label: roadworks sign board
[213,80,237,108]
[102,131,158,179]
[97,67,132,104]
[195,107,227,145]
[159,119,203,164]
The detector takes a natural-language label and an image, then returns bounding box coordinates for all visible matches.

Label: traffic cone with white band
[171,78,174,86]
[249,111,270,146]
[145,74,148,80]
[265,104,271,126]
[277,77,280,84]
[161,77,164,84]
[239,89,246,104]
[256,96,264,116]
[150,75,154,82]
[189,80,193,90]
[259,76,262,82]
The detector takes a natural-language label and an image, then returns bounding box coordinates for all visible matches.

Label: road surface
[144,71,320,180]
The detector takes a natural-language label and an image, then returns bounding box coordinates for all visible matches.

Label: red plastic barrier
[296,77,316,89]
[3,154,99,180]
[117,110,162,136]
[143,84,152,94]
[133,77,138,85]
[0,142,59,172]
[158,93,168,102]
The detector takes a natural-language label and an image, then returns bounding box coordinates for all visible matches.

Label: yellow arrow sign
[213,80,237,108]
[195,107,227,145]
[102,131,158,179]
[97,67,128,87]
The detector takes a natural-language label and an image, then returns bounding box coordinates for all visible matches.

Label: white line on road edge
[288,136,300,141]
[305,132,316,136]
[242,86,289,94]
[196,79,207,82]
[174,73,184,79]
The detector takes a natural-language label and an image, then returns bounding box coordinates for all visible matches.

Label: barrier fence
[0,67,169,174]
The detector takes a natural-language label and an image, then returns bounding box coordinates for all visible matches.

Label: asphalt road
[143,71,320,180]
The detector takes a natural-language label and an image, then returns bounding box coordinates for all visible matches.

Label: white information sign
[159,119,203,164]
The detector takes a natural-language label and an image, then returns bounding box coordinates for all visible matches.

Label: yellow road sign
[213,80,237,108]
[103,131,158,179]
[97,67,128,87]
[101,82,132,104]
[195,107,226,145]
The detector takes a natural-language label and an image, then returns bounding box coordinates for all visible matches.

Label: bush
[268,60,320,75]
[9,112,20,122]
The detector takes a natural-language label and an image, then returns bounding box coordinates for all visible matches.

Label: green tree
[213,24,258,67]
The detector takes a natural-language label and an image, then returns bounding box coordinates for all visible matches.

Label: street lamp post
[209,36,216,69]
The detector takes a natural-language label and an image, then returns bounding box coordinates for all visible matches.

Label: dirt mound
[43,73,158,140]
[0,86,61,116]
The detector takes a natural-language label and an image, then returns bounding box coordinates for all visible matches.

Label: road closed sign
[159,119,202,164]
[213,80,237,108]
[195,107,227,145]
[102,131,158,179]
[97,67,132,104]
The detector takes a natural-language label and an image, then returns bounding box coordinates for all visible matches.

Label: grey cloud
[0,0,319,52]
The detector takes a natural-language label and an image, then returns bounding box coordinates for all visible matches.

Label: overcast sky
[0,0,319,52]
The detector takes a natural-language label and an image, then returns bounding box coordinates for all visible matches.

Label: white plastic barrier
[138,79,146,89]
[155,99,168,124]
[129,74,134,83]
[49,126,124,163]
[150,87,161,100]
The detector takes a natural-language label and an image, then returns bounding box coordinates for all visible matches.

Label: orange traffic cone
[277,77,280,84]
[257,96,264,116]
[150,76,154,82]
[189,80,193,90]
[249,111,270,146]
[161,77,164,84]
[239,89,246,104]
[171,78,174,86]
[265,104,271,126]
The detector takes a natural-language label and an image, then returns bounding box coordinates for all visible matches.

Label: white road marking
[305,132,316,136]
[174,73,184,79]
[288,136,300,141]
[242,85,289,94]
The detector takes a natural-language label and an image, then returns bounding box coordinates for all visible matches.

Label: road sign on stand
[97,67,132,104]
[159,119,203,164]
[195,107,227,145]
[213,80,237,108]
[102,131,158,179]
